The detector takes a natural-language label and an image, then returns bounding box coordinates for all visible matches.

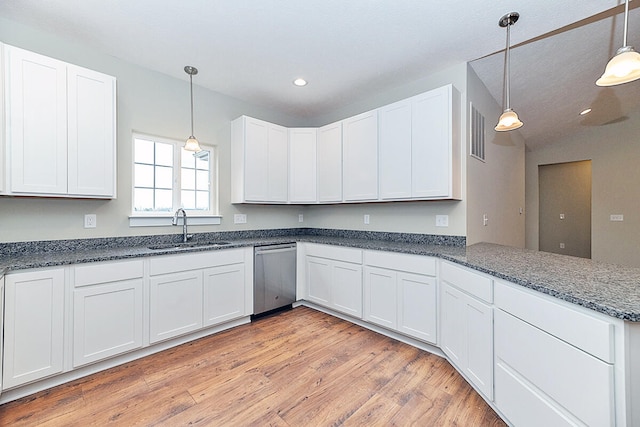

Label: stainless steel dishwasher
[253,243,297,316]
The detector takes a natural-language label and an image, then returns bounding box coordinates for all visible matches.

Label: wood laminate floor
[0,306,506,426]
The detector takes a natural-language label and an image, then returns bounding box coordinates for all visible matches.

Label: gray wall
[538,161,592,258]
[465,65,526,247]
[0,17,304,243]
[1,16,527,247]
[526,108,640,267]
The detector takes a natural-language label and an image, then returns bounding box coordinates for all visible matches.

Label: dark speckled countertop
[1,228,639,322]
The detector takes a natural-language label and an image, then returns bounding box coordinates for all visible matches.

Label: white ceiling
[1,0,638,150]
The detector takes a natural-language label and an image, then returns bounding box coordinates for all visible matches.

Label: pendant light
[495,12,523,132]
[184,65,202,152]
[597,0,640,86]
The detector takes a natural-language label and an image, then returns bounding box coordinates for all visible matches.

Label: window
[131,133,218,223]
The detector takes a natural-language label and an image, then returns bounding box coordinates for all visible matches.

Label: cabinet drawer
[495,280,614,363]
[364,250,436,276]
[304,243,362,264]
[149,249,244,276]
[495,309,614,426]
[74,259,144,287]
[440,261,492,303]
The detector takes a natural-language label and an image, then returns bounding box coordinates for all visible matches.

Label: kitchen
[1,1,640,426]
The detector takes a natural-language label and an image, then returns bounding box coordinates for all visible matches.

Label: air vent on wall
[470,103,486,161]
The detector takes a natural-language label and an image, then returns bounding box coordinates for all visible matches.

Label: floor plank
[0,306,506,426]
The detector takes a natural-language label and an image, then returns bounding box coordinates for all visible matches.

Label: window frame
[129,132,220,227]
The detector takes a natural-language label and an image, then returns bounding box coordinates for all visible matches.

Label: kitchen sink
[147,241,231,251]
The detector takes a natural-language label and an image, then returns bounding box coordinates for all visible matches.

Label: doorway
[538,160,592,258]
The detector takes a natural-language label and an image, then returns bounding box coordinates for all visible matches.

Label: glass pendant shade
[596,47,640,86]
[597,0,640,86]
[495,109,523,131]
[183,65,202,152]
[184,136,201,152]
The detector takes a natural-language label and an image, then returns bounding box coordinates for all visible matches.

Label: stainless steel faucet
[172,208,191,243]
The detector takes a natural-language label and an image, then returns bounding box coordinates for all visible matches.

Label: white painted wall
[526,108,640,267]
[465,65,525,247]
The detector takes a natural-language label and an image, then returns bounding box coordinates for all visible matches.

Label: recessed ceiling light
[293,78,307,87]
[580,108,592,116]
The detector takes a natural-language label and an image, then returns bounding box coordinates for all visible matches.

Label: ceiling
[1,0,638,150]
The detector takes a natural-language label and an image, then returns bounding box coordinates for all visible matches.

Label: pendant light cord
[189,73,195,137]
[623,0,630,48]
[502,22,511,111]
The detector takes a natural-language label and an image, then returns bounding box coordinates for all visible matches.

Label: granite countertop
[1,228,639,322]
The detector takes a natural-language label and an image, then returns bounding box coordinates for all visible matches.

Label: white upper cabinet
[4,44,116,198]
[317,121,342,203]
[379,84,460,200]
[231,115,289,203]
[342,110,378,201]
[231,83,460,205]
[67,65,116,197]
[289,128,317,203]
[379,99,412,199]
[411,85,459,199]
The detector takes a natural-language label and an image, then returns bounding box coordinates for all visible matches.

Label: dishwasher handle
[254,244,297,255]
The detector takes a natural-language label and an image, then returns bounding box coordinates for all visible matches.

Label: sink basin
[147,241,231,251]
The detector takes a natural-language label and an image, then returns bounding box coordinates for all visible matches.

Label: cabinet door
[306,256,331,306]
[440,282,493,399]
[204,263,245,327]
[440,282,467,371]
[7,46,67,194]
[149,271,203,343]
[331,261,363,318]
[73,279,143,367]
[379,99,412,200]
[67,65,116,197]
[289,128,317,203]
[364,266,396,329]
[243,117,270,201]
[411,85,452,198]
[3,269,65,389]
[267,123,288,202]
[342,110,378,201]
[317,121,342,202]
[398,272,437,344]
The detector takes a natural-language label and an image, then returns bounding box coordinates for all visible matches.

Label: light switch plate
[610,214,624,222]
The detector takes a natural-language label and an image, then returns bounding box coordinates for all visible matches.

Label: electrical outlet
[560,243,565,249]
[84,214,97,228]
[483,214,488,226]
[435,215,449,227]
[610,214,624,222]
[234,214,247,224]
[298,214,304,223]
[364,214,370,225]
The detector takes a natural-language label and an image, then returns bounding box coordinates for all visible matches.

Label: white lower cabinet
[204,263,246,327]
[73,259,144,367]
[304,243,363,318]
[364,251,437,344]
[439,261,493,400]
[494,280,616,426]
[3,268,65,389]
[150,271,204,344]
[149,248,250,343]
